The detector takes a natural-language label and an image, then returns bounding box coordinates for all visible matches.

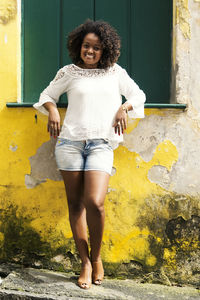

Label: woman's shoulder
[51,65,73,82]
[114,63,128,74]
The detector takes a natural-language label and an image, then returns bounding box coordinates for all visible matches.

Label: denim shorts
[55,138,114,175]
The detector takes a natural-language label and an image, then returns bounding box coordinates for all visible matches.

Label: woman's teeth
[86,54,94,58]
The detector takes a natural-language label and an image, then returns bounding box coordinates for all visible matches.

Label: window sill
[6,103,68,108]
[144,103,186,109]
[6,102,187,109]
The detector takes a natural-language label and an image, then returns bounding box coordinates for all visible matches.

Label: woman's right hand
[43,102,61,138]
[48,108,60,138]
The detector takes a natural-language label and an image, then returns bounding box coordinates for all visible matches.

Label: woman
[34,20,145,289]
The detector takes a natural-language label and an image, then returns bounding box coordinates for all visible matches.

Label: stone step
[0,266,199,300]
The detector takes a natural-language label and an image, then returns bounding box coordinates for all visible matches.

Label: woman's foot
[92,259,104,285]
[77,262,92,289]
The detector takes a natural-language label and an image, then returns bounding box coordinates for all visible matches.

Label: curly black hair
[67,20,121,69]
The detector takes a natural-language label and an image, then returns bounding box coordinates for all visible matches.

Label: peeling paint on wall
[123,113,200,196]
[0,0,17,24]
[176,0,191,39]
[25,139,62,188]
[9,142,17,152]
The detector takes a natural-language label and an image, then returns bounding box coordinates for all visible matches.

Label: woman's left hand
[113,106,128,135]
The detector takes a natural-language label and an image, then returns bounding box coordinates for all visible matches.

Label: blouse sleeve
[33,67,69,115]
[119,67,146,119]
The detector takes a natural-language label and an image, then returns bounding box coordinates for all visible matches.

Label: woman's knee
[67,197,84,214]
[84,197,105,217]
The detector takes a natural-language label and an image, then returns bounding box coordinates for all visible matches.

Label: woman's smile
[85,53,95,59]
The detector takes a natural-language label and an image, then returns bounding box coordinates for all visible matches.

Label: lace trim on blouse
[53,64,118,80]
[53,69,66,82]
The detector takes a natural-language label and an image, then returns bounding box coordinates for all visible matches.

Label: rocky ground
[0,264,199,300]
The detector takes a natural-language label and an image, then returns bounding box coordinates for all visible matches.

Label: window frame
[7,0,186,110]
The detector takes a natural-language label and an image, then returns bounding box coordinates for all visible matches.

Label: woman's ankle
[90,254,102,263]
[81,258,92,267]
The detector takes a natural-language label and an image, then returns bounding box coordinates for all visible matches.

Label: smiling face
[80,33,103,69]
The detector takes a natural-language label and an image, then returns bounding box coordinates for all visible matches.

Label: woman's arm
[113,102,132,135]
[33,67,70,137]
[33,67,69,115]
[113,67,146,135]
[43,102,60,138]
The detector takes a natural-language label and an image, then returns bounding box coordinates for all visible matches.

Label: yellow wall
[0,0,200,286]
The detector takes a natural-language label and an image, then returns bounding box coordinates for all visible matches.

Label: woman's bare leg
[83,171,110,284]
[60,170,92,288]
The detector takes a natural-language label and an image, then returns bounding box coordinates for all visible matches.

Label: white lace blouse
[33,63,146,148]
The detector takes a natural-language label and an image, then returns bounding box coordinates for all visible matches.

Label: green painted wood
[23,0,60,103]
[95,0,131,72]
[59,0,94,103]
[144,103,186,109]
[130,0,172,103]
[22,0,172,104]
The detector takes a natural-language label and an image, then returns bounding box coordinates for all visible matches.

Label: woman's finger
[53,123,58,138]
[57,122,60,136]
[124,115,127,130]
[117,121,121,135]
[113,119,118,128]
[114,121,119,134]
[48,122,60,137]
[121,120,124,134]
[48,123,54,136]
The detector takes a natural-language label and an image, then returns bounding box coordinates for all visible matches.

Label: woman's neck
[77,63,98,69]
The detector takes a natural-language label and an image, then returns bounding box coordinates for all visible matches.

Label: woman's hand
[48,109,60,138]
[113,106,128,135]
[43,103,60,138]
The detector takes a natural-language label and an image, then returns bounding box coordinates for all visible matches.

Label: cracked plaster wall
[175,0,200,116]
[25,139,62,189]
[123,112,200,196]
[0,0,17,24]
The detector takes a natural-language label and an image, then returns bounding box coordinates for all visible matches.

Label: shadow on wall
[0,205,79,271]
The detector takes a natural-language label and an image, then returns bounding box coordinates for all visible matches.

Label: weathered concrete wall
[0,0,199,287]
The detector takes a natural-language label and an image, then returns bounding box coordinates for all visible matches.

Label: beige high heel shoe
[92,260,104,285]
[77,265,92,289]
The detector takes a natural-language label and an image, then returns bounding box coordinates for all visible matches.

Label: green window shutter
[23,0,60,103]
[22,0,172,104]
[130,0,172,103]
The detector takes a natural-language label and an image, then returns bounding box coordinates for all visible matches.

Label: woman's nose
[88,47,94,53]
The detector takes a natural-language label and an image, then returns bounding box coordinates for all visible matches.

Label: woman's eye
[83,44,89,48]
[94,47,100,51]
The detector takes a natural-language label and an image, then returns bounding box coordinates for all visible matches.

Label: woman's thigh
[60,171,84,204]
[83,171,110,207]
